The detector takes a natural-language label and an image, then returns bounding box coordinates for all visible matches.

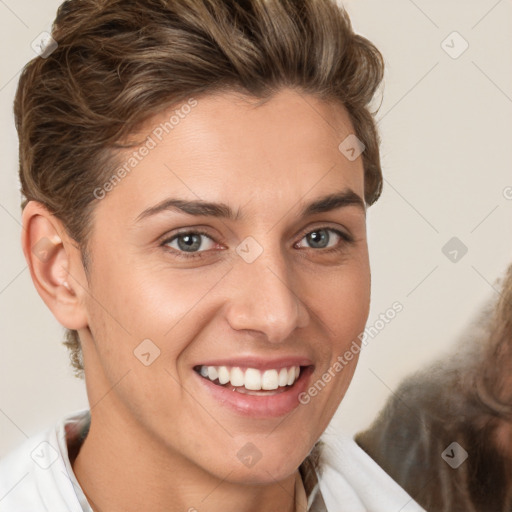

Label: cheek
[88,250,226,337]
[315,257,371,346]
[127,265,234,357]
[302,258,370,411]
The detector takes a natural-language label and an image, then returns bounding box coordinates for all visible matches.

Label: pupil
[178,234,201,252]
[308,230,328,248]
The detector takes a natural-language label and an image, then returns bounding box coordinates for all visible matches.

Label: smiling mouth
[193,365,305,395]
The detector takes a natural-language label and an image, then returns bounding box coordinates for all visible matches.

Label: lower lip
[194,367,314,418]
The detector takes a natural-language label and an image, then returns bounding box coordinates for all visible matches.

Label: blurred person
[356,263,512,512]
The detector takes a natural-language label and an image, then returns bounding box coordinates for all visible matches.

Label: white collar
[0,409,424,512]
[315,426,426,512]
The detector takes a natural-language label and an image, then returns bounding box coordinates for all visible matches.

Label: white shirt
[0,409,425,512]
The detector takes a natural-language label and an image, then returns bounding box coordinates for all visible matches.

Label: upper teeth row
[199,365,300,390]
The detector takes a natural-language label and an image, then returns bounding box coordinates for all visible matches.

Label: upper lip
[194,356,314,371]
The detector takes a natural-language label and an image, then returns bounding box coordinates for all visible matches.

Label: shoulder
[0,410,88,512]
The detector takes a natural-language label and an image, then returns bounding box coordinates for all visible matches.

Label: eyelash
[160,227,355,260]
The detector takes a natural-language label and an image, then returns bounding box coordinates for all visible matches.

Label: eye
[160,226,354,260]
[295,227,353,251]
[162,230,217,256]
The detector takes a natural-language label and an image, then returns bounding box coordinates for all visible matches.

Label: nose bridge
[226,239,307,342]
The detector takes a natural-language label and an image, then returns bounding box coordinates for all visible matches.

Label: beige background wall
[1,0,511,457]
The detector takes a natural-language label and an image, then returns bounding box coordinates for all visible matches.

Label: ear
[21,201,89,331]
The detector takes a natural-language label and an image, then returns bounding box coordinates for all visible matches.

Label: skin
[22,88,371,512]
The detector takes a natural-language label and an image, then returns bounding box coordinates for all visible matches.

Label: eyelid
[160,228,220,254]
[295,222,353,243]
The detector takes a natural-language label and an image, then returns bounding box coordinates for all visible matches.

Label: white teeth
[278,367,288,387]
[261,369,279,390]
[208,366,218,381]
[244,368,262,390]
[218,366,230,385]
[230,367,245,387]
[198,365,302,391]
[286,368,295,386]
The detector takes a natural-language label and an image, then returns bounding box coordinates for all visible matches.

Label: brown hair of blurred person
[356,263,512,512]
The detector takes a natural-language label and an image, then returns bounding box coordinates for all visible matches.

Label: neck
[71,410,298,512]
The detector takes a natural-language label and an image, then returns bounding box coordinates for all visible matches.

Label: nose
[225,247,310,344]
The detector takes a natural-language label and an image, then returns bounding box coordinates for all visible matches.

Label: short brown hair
[14,0,385,377]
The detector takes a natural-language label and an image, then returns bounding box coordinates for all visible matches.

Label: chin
[224,460,302,485]
[213,440,310,484]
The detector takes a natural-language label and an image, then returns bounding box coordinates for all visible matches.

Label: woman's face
[78,87,371,483]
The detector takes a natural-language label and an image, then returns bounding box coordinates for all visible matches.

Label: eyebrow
[135,188,366,223]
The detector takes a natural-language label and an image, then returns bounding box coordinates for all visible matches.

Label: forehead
[93,88,365,224]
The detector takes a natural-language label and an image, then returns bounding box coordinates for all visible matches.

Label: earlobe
[21,201,89,331]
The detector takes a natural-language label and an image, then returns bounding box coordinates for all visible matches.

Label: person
[0,0,425,510]
[356,262,512,512]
